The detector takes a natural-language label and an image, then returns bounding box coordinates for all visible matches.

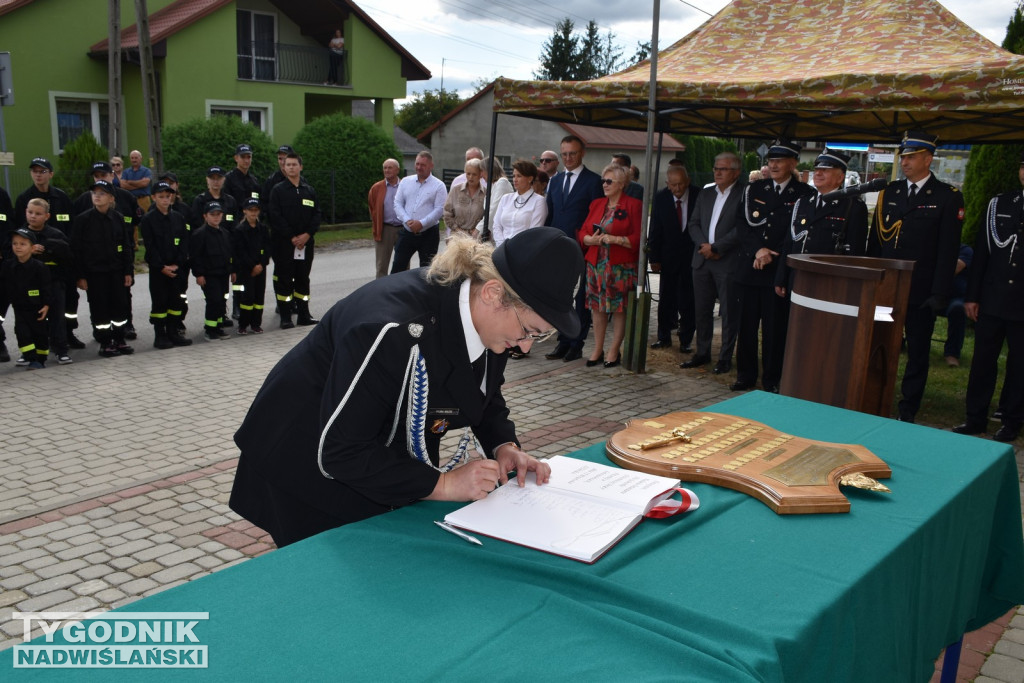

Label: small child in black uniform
[0,228,51,369]
[140,181,192,349]
[232,197,270,334]
[190,201,234,341]
[24,198,73,364]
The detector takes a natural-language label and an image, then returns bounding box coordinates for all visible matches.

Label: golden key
[637,428,692,450]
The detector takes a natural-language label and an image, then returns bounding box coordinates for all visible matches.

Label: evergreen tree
[535,18,622,81]
[394,89,463,138]
[960,4,1024,244]
[535,19,578,80]
[54,132,110,199]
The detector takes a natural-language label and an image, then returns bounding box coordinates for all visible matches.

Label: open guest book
[444,455,699,563]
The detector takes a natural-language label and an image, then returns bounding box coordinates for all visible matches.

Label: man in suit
[952,154,1024,442]
[681,152,743,373]
[544,135,604,362]
[229,228,581,547]
[612,153,645,201]
[729,140,814,392]
[868,130,963,423]
[648,164,699,352]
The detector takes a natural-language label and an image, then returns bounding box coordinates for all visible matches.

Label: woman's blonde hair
[426,233,525,308]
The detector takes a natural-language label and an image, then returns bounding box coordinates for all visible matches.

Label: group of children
[0,165,272,369]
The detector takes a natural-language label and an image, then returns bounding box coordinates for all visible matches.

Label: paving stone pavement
[0,258,1021,682]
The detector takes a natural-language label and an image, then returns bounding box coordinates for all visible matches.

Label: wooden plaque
[605,412,891,514]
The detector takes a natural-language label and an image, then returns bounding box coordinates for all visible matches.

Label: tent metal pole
[482,109,499,241]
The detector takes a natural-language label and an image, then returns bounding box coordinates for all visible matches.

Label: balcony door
[237,10,277,81]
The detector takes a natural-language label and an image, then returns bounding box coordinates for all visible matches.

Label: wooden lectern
[780,255,914,417]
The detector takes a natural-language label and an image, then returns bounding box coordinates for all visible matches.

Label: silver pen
[434,520,483,546]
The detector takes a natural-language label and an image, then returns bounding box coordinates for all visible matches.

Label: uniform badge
[408,323,423,338]
[430,419,449,434]
[753,211,760,218]
[957,207,965,221]
[800,219,806,225]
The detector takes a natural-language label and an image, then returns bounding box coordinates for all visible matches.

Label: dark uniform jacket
[731,175,814,287]
[0,257,50,312]
[268,179,320,242]
[188,225,233,277]
[775,192,869,288]
[73,187,141,232]
[868,175,964,306]
[224,168,262,209]
[967,190,1024,321]
[140,209,189,273]
[230,270,518,536]
[15,185,74,235]
[26,225,73,288]
[69,208,133,279]
[190,192,239,229]
[648,185,700,271]
[231,219,270,275]
[0,187,12,240]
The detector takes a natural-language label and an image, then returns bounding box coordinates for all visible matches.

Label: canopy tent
[493,0,1024,144]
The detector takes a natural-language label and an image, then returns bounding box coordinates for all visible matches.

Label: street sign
[0,152,13,166]
[869,153,895,163]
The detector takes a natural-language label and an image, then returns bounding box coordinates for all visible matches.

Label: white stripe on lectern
[791,291,859,317]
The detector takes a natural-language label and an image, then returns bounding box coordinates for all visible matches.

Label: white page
[543,455,680,514]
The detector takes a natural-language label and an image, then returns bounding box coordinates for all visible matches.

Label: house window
[53,97,109,152]
[237,10,277,81]
[211,106,265,131]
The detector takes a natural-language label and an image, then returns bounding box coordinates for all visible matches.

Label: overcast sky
[353,0,1018,104]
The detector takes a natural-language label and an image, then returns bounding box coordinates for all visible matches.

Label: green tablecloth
[6,393,1023,682]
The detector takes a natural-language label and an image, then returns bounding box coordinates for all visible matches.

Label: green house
[0,0,429,185]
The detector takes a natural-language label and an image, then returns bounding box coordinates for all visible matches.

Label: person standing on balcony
[326,29,345,86]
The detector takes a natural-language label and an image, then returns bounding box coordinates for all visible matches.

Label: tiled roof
[562,123,685,151]
[89,0,233,52]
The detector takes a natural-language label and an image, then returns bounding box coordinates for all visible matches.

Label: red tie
[676,199,684,231]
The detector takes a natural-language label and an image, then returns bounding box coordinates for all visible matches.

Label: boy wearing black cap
[15,158,74,236]
[190,167,239,234]
[190,202,235,341]
[229,228,582,547]
[868,130,964,423]
[225,144,262,209]
[263,145,294,201]
[22,198,73,364]
[71,180,135,357]
[0,228,51,369]
[728,139,814,393]
[140,182,193,349]
[232,198,270,334]
[268,152,320,328]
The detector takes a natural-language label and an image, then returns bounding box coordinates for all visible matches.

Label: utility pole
[134,0,162,172]
[108,0,122,156]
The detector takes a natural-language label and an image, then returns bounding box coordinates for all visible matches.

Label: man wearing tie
[544,135,604,363]
[648,165,699,352]
[682,152,744,373]
[869,130,963,423]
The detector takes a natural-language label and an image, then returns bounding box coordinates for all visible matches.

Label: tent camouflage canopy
[493,0,1024,143]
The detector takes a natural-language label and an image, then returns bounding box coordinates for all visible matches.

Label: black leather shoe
[585,354,604,367]
[729,381,754,391]
[763,384,780,394]
[952,422,986,435]
[712,360,731,374]
[650,339,672,349]
[994,425,1020,442]
[680,344,693,353]
[603,357,621,368]
[680,356,710,369]
[563,347,583,362]
[545,344,569,360]
[67,334,86,349]
[993,409,1004,420]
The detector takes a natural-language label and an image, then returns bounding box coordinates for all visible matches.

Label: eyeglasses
[712,167,736,173]
[539,158,557,163]
[512,306,556,344]
[601,179,616,185]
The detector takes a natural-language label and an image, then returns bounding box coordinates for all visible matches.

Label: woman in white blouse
[491,160,548,248]
[476,157,513,237]
[491,159,549,359]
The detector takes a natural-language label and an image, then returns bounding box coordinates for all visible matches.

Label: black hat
[242,197,261,209]
[12,227,37,244]
[277,145,294,154]
[899,130,938,156]
[207,166,226,177]
[92,161,113,174]
[90,179,116,195]
[204,201,224,214]
[235,143,253,155]
[29,157,53,171]
[813,148,851,172]
[152,181,176,195]
[766,140,801,160]
[492,227,583,338]
[158,171,178,183]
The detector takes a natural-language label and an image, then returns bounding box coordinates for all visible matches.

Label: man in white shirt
[392,151,448,273]
[449,147,487,189]
[681,152,743,371]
